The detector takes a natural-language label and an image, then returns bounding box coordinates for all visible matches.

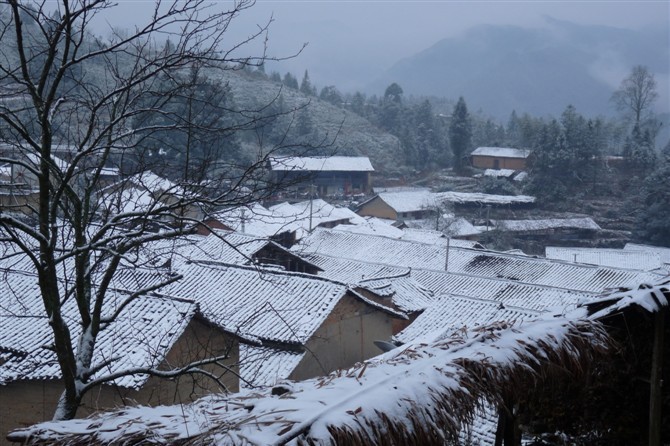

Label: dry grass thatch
[10,314,612,446]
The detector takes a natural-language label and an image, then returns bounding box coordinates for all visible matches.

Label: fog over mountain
[367,17,669,120]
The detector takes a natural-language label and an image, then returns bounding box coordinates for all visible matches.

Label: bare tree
[0,0,316,421]
[611,65,659,126]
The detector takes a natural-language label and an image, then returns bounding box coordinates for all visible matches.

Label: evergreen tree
[300,70,316,96]
[448,97,472,171]
[282,72,299,89]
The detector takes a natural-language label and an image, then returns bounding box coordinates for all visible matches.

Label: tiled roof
[471,147,531,158]
[239,344,305,388]
[295,229,658,293]
[0,269,199,389]
[546,246,662,271]
[160,262,365,345]
[394,294,537,344]
[411,269,589,312]
[269,156,374,172]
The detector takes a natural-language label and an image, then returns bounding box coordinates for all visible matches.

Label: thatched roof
[9,315,610,445]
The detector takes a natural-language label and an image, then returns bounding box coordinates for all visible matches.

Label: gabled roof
[269,156,374,172]
[471,147,532,158]
[362,190,436,213]
[0,270,200,389]
[160,262,402,345]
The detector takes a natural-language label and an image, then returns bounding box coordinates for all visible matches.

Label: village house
[470,146,532,170]
[0,273,243,443]
[356,190,437,221]
[158,261,407,385]
[268,156,374,197]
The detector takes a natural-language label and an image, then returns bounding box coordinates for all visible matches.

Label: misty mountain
[369,18,669,120]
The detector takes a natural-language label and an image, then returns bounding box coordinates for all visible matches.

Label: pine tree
[448,97,472,171]
[300,70,316,96]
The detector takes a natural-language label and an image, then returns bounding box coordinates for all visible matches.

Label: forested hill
[369,18,669,120]
[219,69,403,173]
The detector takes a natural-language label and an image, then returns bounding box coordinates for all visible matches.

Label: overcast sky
[99,1,669,92]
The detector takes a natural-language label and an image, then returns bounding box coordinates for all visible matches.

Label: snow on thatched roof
[269,156,374,172]
[586,277,670,319]
[435,191,536,205]
[10,315,608,445]
[493,217,601,232]
[295,228,658,293]
[546,246,663,271]
[471,147,532,158]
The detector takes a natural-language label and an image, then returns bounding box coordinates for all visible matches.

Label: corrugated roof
[471,147,531,158]
[269,156,374,172]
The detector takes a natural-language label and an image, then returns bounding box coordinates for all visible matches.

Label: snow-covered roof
[239,344,305,388]
[484,168,516,178]
[443,217,482,237]
[435,191,536,205]
[394,294,537,344]
[13,315,607,446]
[160,262,400,345]
[269,156,374,172]
[211,203,300,238]
[546,247,663,271]
[624,243,670,264]
[366,190,437,213]
[494,217,601,232]
[212,200,360,240]
[332,218,405,238]
[0,271,199,389]
[294,228,659,293]
[471,147,532,158]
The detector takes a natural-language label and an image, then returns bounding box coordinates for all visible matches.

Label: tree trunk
[649,307,665,446]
